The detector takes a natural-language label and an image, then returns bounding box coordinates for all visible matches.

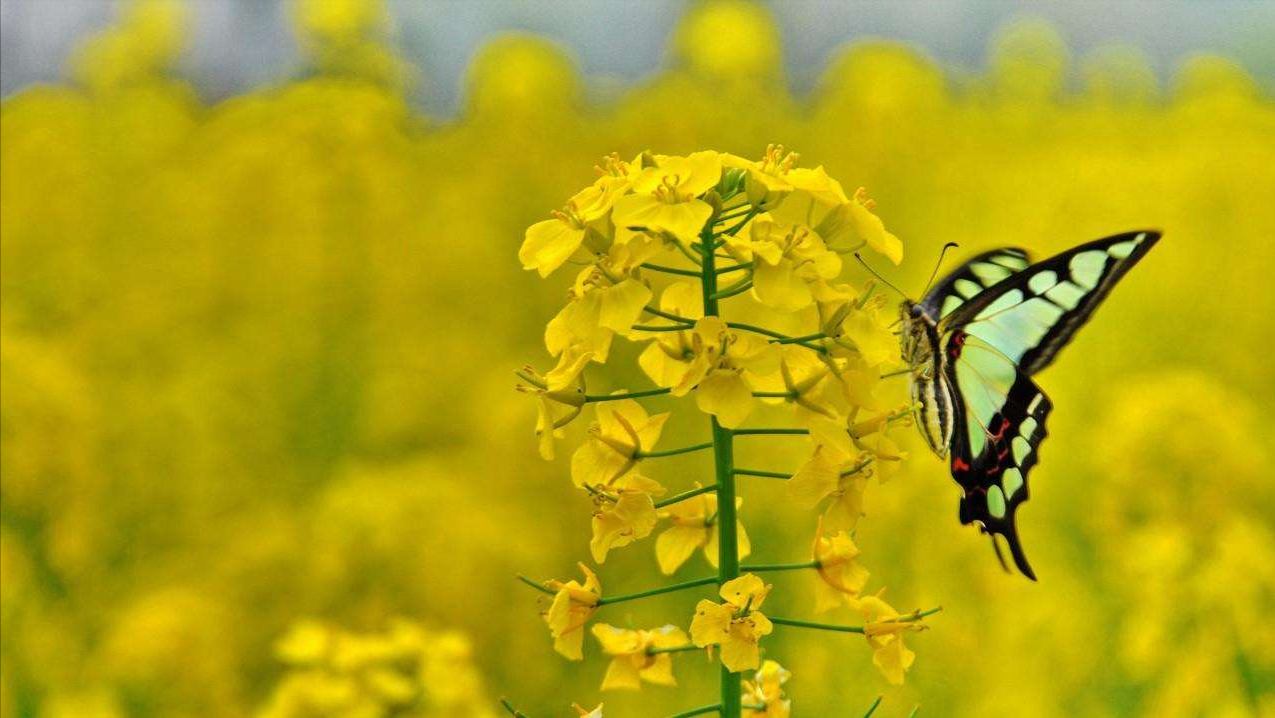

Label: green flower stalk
[513,147,937,717]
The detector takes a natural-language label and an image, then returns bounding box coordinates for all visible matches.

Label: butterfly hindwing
[942,231,1161,375]
[944,334,1052,580]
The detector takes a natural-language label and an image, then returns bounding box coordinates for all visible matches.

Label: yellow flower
[571,399,669,487]
[545,264,653,362]
[812,518,870,613]
[768,170,902,265]
[516,352,589,460]
[722,144,799,209]
[690,574,774,673]
[743,660,792,718]
[638,282,706,387]
[786,444,871,532]
[655,489,751,574]
[590,623,690,691]
[775,346,838,419]
[819,291,899,367]
[521,176,629,277]
[612,151,722,246]
[589,473,665,563]
[656,317,781,428]
[724,216,841,312]
[855,593,928,685]
[544,564,602,660]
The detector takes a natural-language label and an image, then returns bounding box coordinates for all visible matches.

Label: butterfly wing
[941,231,1161,375]
[932,230,1160,578]
[943,331,1051,579]
[920,247,1032,321]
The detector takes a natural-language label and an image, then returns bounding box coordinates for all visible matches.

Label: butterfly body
[899,231,1161,580]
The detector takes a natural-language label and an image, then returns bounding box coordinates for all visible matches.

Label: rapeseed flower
[690,574,774,672]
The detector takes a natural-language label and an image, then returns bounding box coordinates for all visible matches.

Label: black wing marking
[945,353,1052,581]
[941,230,1161,375]
[920,247,1031,320]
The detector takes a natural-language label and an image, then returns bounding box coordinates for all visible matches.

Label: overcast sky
[2,0,1272,112]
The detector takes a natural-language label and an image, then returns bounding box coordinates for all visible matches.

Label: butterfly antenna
[854,253,908,300]
[919,242,960,297]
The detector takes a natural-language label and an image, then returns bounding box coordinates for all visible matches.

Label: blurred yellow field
[2,1,1273,716]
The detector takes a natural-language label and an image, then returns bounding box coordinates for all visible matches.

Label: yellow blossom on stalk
[543,564,602,660]
[812,518,870,612]
[855,593,928,685]
[722,216,841,312]
[655,488,751,574]
[521,176,629,277]
[571,400,670,487]
[819,290,900,366]
[638,282,706,386]
[612,151,722,246]
[589,473,665,563]
[786,443,872,531]
[771,346,839,420]
[652,316,780,428]
[690,574,774,672]
[767,167,903,264]
[722,144,799,209]
[743,660,792,718]
[516,352,590,460]
[545,262,654,362]
[590,623,690,691]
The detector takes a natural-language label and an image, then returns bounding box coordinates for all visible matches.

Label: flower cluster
[258,619,495,718]
[515,147,936,715]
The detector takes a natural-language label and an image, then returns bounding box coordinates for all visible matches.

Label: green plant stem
[774,332,827,344]
[710,279,752,301]
[632,324,688,333]
[726,322,827,354]
[731,428,809,436]
[500,697,530,717]
[700,223,743,718]
[596,575,718,606]
[767,616,866,634]
[668,705,721,718]
[654,483,718,509]
[741,560,820,572]
[732,468,791,480]
[750,391,796,399]
[643,262,702,277]
[644,305,696,325]
[516,574,554,595]
[862,696,884,718]
[879,366,913,378]
[716,262,752,275]
[584,387,671,402]
[636,441,714,459]
[647,643,703,655]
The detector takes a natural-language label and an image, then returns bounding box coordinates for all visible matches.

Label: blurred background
[1,0,1273,716]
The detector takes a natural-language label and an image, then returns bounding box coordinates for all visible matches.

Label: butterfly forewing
[920,247,1032,321]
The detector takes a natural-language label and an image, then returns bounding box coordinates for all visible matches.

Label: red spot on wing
[948,330,968,360]
[952,457,971,472]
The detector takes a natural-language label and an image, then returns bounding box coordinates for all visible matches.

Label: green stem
[741,560,820,572]
[647,643,703,656]
[668,705,721,718]
[654,483,718,509]
[643,262,702,277]
[710,279,752,301]
[584,387,671,402]
[500,697,530,717]
[644,305,696,325]
[637,441,715,459]
[516,574,554,595]
[700,223,743,718]
[716,262,752,275]
[907,707,921,718]
[862,696,883,718]
[632,324,688,333]
[731,428,809,436]
[732,468,792,480]
[596,575,718,606]
[879,366,912,378]
[726,322,827,354]
[715,207,754,223]
[750,391,796,399]
[774,332,826,344]
[714,208,760,238]
[767,616,866,634]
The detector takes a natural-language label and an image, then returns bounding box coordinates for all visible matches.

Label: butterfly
[895,230,1161,580]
